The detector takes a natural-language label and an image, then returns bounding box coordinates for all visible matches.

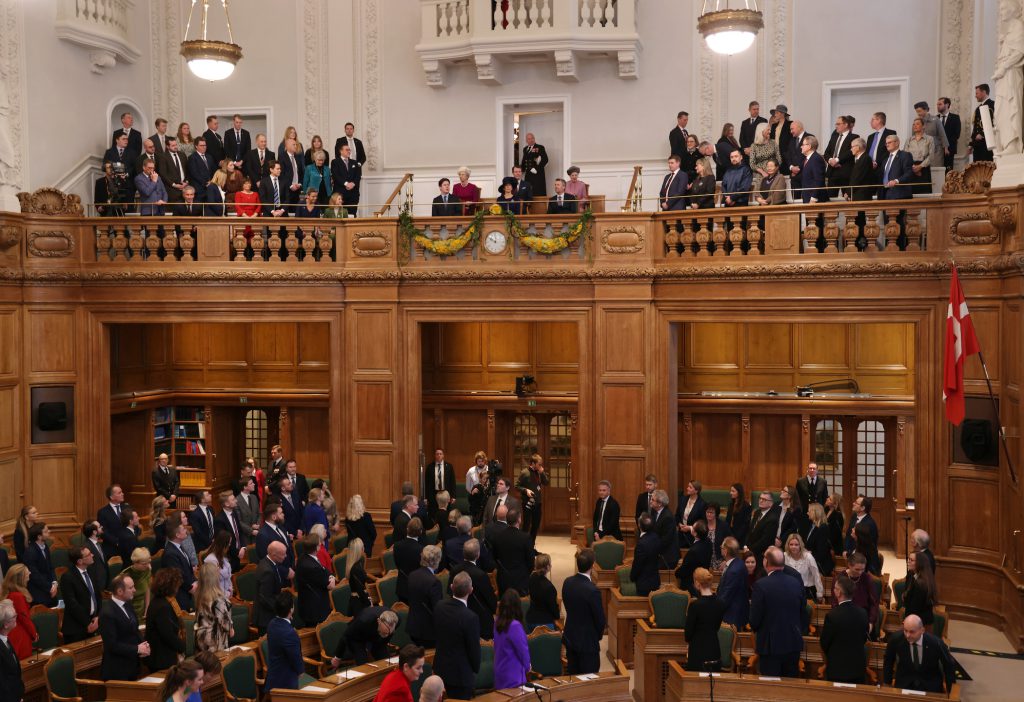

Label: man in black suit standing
[660,154,689,211]
[278,478,304,538]
[103,133,138,178]
[394,517,425,604]
[257,161,288,218]
[335,122,367,165]
[295,536,335,627]
[331,143,361,216]
[426,448,456,514]
[820,574,868,684]
[769,105,793,166]
[747,491,781,559]
[0,533,8,579]
[432,178,462,216]
[187,138,215,202]
[268,444,287,483]
[823,115,858,198]
[433,572,481,700]
[668,111,690,157]
[491,507,534,596]
[111,112,143,153]
[60,546,101,644]
[863,112,897,195]
[254,541,287,635]
[392,495,419,544]
[158,137,189,203]
[635,474,658,522]
[271,460,310,506]
[202,115,225,167]
[214,491,247,571]
[849,138,876,202]
[190,490,216,553]
[796,462,828,514]
[152,452,179,504]
[224,114,251,171]
[844,495,878,556]
[562,548,606,674]
[749,547,807,678]
[82,521,109,592]
[99,574,151,681]
[163,520,197,610]
[785,120,811,196]
[278,138,305,207]
[969,83,995,162]
[739,101,768,161]
[150,118,170,156]
[937,97,961,171]
[406,546,443,647]
[449,539,497,640]
[629,514,661,597]
[883,614,956,693]
[652,489,680,570]
[520,132,549,196]
[547,178,578,215]
[592,480,622,541]
[244,133,275,188]
[97,484,126,555]
[0,600,25,701]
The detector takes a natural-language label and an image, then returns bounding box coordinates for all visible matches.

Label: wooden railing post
[375,173,414,217]
[822,212,840,253]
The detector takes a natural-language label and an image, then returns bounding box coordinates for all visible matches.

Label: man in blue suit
[716,537,749,630]
[879,136,915,200]
[265,591,305,693]
[749,546,808,677]
[660,154,689,211]
[562,548,606,674]
[162,519,196,610]
[256,503,295,577]
[186,137,216,202]
[798,135,828,203]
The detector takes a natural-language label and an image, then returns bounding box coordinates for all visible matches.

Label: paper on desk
[902,690,927,696]
[697,672,721,678]
[336,669,366,682]
[833,682,857,688]
[139,676,164,683]
[759,676,782,681]
[304,683,332,691]
[574,673,599,681]
[39,649,57,657]
[387,656,399,665]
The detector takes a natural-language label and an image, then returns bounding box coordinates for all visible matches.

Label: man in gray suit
[236,476,261,543]
[482,477,520,526]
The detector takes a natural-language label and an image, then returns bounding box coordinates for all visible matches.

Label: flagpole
[976,350,1019,485]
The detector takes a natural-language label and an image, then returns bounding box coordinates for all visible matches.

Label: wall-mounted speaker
[952,396,1000,467]
[31,386,75,444]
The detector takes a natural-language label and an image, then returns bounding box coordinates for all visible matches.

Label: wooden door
[507,411,574,533]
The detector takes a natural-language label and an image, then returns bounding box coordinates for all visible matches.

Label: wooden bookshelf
[153,405,210,472]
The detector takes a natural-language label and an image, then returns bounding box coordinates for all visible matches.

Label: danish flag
[943,266,980,425]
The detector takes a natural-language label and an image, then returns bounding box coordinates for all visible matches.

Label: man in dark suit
[444,516,494,573]
[115,509,141,569]
[844,495,879,556]
[879,136,915,200]
[849,138,877,202]
[255,542,287,635]
[244,133,275,187]
[883,614,956,693]
[820,574,868,683]
[431,178,462,216]
[660,154,689,211]
[635,474,658,522]
[295,537,334,627]
[82,521,109,592]
[278,478,304,538]
[172,186,204,216]
[23,523,57,606]
[937,97,961,171]
[491,508,534,596]
[202,115,225,167]
[187,138,216,202]
[271,460,310,506]
[747,491,781,559]
[629,514,661,597]
[799,135,828,203]
[716,537,749,629]
[278,139,306,207]
[823,115,858,198]
[969,83,995,162]
[547,178,578,215]
[331,144,361,216]
[426,448,456,513]
[189,490,215,552]
[60,546,101,644]
[163,521,197,610]
[394,518,425,604]
[511,165,533,202]
[392,495,418,543]
[99,574,150,680]
[268,444,287,483]
[433,572,481,699]
[332,607,397,665]
[863,112,897,194]
[257,161,288,218]
[482,477,520,527]
[652,490,680,570]
[562,548,606,674]
[265,592,304,693]
[214,491,247,571]
[749,547,808,678]
[739,101,768,157]
[675,521,712,595]
[668,111,690,157]
[334,122,367,164]
[796,462,829,513]
[785,120,811,195]
[520,132,549,196]
[449,538,497,640]
[111,112,143,153]
[0,600,25,700]
[150,118,170,156]
[224,114,251,169]
[406,546,443,647]
[593,480,622,540]
[256,504,294,576]
[151,453,179,503]
[103,133,138,179]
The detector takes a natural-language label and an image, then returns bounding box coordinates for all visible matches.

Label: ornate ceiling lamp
[180,0,243,81]
[697,0,763,56]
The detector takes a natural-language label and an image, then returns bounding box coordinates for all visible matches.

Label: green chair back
[650,589,689,629]
[331,534,349,554]
[385,533,395,549]
[222,650,260,701]
[593,539,626,570]
[333,554,348,580]
[181,613,197,657]
[331,581,352,615]
[50,548,71,572]
[44,649,79,700]
[317,616,351,662]
[30,607,61,650]
[527,628,563,676]
[106,557,123,589]
[150,550,163,572]
[298,673,318,688]
[139,536,156,552]
[409,661,434,702]
[436,570,450,598]
[585,527,595,547]
[69,533,87,550]
[378,572,399,608]
[474,641,495,692]
[802,599,813,635]
[424,527,439,546]
[247,547,259,565]
[390,603,412,649]
[892,578,907,610]
[382,549,396,573]
[717,624,737,671]
[230,603,251,645]
[234,566,259,603]
[616,565,636,597]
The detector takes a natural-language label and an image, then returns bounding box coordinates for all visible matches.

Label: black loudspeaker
[952,396,1000,467]
[37,401,68,431]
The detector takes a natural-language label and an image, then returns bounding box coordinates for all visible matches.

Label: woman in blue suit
[302,150,332,205]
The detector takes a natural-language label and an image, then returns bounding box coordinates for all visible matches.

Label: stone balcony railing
[2,184,1021,284]
[55,0,141,74]
[415,0,640,85]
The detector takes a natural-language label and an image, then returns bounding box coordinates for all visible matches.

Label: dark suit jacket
[394,537,424,603]
[717,557,749,629]
[330,158,361,204]
[883,631,955,693]
[513,179,533,202]
[115,527,140,573]
[190,505,215,552]
[0,548,8,580]
[163,542,195,610]
[800,152,829,203]
[669,127,689,158]
[85,539,109,592]
[739,116,768,150]
[225,128,252,163]
[482,495,521,526]
[941,113,961,155]
[630,532,662,597]
[450,561,497,639]
[244,149,275,186]
[725,502,751,549]
[593,496,622,540]
[849,155,877,201]
[265,617,304,692]
[279,494,303,537]
[99,598,143,680]
[270,473,309,505]
[406,567,442,644]
[152,466,180,500]
[653,508,680,569]
[675,538,712,596]
[202,128,225,164]
[844,514,879,556]
[433,598,481,689]
[0,618,25,700]
[675,496,707,533]
[773,119,795,167]
[684,595,726,671]
[804,523,834,576]
[254,557,283,632]
[715,139,739,180]
[296,554,332,626]
[547,193,578,215]
[635,492,654,521]
[432,194,463,217]
[796,476,828,511]
[425,462,456,503]
[863,128,896,170]
[823,130,858,184]
[747,505,781,558]
[60,568,101,643]
[111,127,143,153]
[785,131,812,183]
[750,570,807,656]
[443,534,494,573]
[172,201,204,216]
[22,543,56,606]
[971,99,995,155]
[277,149,306,195]
[186,152,216,199]
[97,504,123,553]
[146,595,186,671]
[340,605,393,663]
[561,573,605,654]
[334,136,366,164]
[102,147,139,176]
[689,175,716,209]
[391,510,412,544]
[256,523,293,573]
[213,510,244,572]
[820,600,868,683]
[491,526,534,595]
[880,150,915,200]
[660,170,689,211]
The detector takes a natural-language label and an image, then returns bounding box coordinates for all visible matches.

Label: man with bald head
[255,540,287,634]
[151,452,179,504]
[418,675,445,702]
[519,132,549,196]
[883,614,955,693]
[749,546,807,677]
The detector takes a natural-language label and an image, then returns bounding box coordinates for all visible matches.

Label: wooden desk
[663,662,959,702]
[269,653,437,702]
[606,587,652,668]
[21,636,104,702]
[471,672,629,702]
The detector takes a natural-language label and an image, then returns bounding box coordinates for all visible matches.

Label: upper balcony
[414,0,640,85]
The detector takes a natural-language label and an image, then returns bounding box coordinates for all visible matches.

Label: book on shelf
[155,408,172,424]
[197,423,205,439]
[154,426,168,440]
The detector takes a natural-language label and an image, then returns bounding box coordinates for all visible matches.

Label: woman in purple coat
[493,589,531,689]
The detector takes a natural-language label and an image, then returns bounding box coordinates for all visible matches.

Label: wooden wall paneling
[205,323,250,388]
[441,410,489,482]
[0,456,22,528]
[749,414,802,491]
[688,413,742,488]
[947,471,1002,553]
[963,306,1000,382]
[29,455,77,520]
[171,323,205,387]
[0,386,16,454]
[297,322,331,388]
[27,309,76,376]
[250,322,298,387]
[0,309,19,381]
[110,411,150,508]
[288,407,330,483]
[797,323,850,372]
[854,323,915,395]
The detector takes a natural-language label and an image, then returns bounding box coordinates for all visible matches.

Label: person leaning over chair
[332,606,397,667]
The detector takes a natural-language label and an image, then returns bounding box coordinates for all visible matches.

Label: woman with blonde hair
[278,125,303,157]
[345,494,377,556]
[803,503,834,575]
[176,122,195,159]
[122,547,153,619]
[749,124,782,191]
[825,492,845,557]
[684,567,725,671]
[324,191,348,219]
[0,565,37,659]
[784,533,823,602]
[302,487,330,535]
[525,553,559,629]
[13,506,38,561]
[344,537,372,617]
[194,562,233,653]
[151,496,168,553]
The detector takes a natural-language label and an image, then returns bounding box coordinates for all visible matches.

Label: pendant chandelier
[180,0,243,82]
[697,0,763,56]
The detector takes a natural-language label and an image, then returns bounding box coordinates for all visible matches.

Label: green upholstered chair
[333,553,348,580]
[377,571,399,608]
[44,648,104,702]
[382,548,396,573]
[585,527,595,547]
[616,565,637,596]
[474,641,495,692]
[424,527,440,546]
[180,612,197,657]
[649,588,689,629]
[390,602,412,649]
[233,564,259,604]
[30,605,62,650]
[717,623,741,672]
[331,534,349,555]
[527,627,563,677]
[316,612,353,675]
[409,661,434,702]
[385,533,395,549]
[230,602,252,645]
[592,538,626,570]
[221,649,262,702]
[50,548,71,572]
[520,596,532,623]
[436,570,450,598]
[331,580,352,615]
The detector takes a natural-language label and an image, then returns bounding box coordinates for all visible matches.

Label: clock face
[483,230,507,254]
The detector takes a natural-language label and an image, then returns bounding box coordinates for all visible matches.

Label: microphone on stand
[703,659,721,702]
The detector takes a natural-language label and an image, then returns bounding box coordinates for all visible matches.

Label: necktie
[204,507,212,531]
[259,150,265,165]
[236,130,242,157]
[273,179,280,206]
[118,148,123,159]
[558,195,563,205]
[883,153,895,183]
[912,642,920,666]
[872,132,882,161]
[436,465,442,490]
[230,512,239,544]
[493,496,503,518]
[82,570,96,614]
[443,195,448,204]
[114,504,121,517]
[941,114,946,127]
[172,153,182,179]
[835,133,845,158]
[663,172,675,207]
[598,499,606,530]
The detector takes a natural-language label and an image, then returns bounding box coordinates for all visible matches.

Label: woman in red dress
[234,178,261,218]
[1,564,39,659]
[452,166,480,215]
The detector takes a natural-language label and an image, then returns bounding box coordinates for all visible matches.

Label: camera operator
[519,454,549,546]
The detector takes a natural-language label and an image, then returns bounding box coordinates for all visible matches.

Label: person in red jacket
[373,644,425,702]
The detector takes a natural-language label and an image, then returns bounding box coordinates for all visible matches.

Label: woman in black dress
[685,568,726,671]
[146,568,186,670]
[344,537,372,618]
[902,551,936,628]
[525,554,560,630]
[825,493,845,557]
[803,503,835,576]
[344,494,377,557]
[725,483,752,548]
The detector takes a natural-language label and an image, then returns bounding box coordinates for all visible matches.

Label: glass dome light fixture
[697,0,763,56]
[180,0,243,82]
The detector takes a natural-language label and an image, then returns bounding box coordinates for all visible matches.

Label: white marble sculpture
[994,0,1024,156]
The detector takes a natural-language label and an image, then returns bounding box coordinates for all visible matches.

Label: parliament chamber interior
[1,0,1023,701]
